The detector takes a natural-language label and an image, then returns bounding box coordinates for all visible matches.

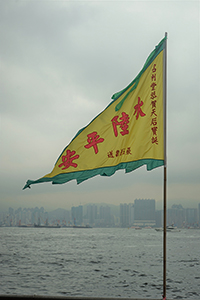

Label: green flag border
[113,36,166,111]
[23,159,164,189]
[23,37,166,190]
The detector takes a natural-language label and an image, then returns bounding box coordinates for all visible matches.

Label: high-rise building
[71,205,83,225]
[134,199,156,226]
[129,204,134,225]
[86,204,97,226]
[119,203,134,227]
[186,208,198,226]
[167,204,186,227]
[99,206,112,227]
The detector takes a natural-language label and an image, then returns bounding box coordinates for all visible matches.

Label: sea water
[0,227,199,299]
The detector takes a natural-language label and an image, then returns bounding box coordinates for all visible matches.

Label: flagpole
[163,32,167,300]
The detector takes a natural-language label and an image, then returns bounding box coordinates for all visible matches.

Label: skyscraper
[119,203,134,227]
[134,199,156,226]
[71,205,83,225]
[86,204,97,226]
[167,204,185,227]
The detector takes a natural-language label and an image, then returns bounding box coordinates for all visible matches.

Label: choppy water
[0,227,199,299]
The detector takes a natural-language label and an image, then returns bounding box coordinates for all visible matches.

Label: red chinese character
[151,126,158,135]
[134,97,146,120]
[58,149,79,170]
[107,151,114,158]
[150,82,157,91]
[151,117,157,126]
[152,64,156,72]
[150,91,157,99]
[126,147,132,155]
[151,73,156,81]
[116,150,120,157]
[111,112,129,137]
[151,100,157,109]
[84,131,104,154]
[151,108,157,117]
[120,148,126,155]
[152,136,158,145]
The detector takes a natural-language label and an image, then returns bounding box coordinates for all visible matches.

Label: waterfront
[0,227,199,299]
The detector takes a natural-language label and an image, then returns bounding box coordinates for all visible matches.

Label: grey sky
[0,0,199,211]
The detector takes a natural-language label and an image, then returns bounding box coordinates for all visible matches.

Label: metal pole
[163,32,167,300]
[163,165,167,299]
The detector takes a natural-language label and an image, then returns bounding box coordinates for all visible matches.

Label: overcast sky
[0,0,199,212]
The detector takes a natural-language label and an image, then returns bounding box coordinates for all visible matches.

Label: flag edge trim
[23,159,164,189]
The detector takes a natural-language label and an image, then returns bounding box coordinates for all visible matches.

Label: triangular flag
[23,37,166,190]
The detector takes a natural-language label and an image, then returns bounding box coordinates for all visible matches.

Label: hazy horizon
[1,198,199,213]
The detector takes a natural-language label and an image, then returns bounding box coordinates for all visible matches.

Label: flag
[23,36,166,190]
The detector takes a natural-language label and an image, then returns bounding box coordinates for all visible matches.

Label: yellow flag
[23,37,166,189]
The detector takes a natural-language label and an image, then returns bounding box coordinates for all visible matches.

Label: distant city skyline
[0,198,199,213]
[1,200,199,229]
